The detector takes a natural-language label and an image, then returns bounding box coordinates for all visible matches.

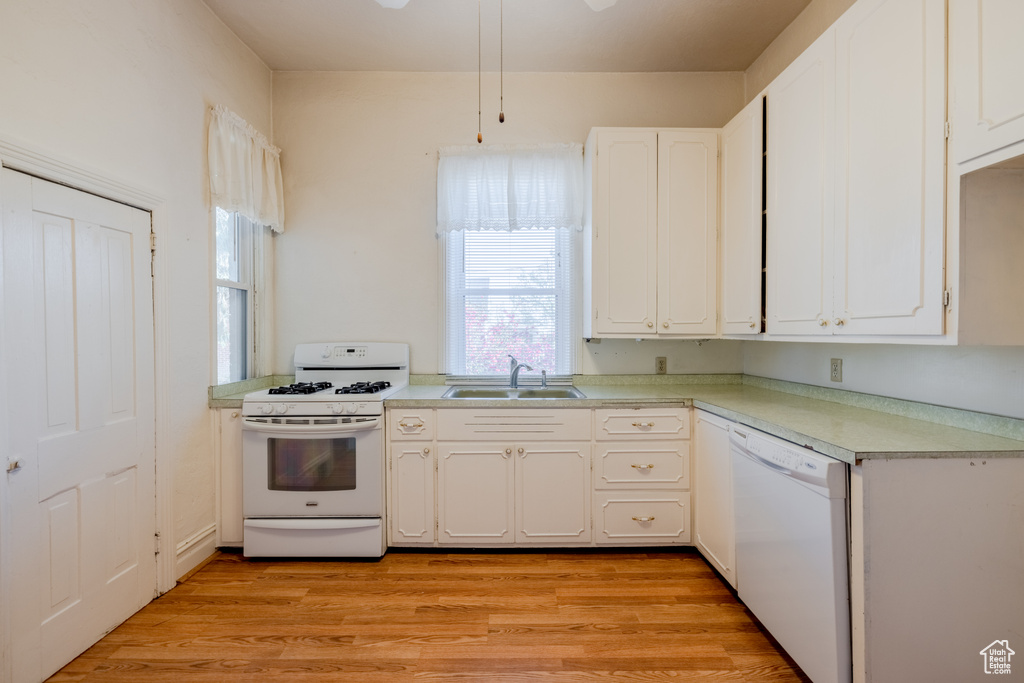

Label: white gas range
[240,342,408,558]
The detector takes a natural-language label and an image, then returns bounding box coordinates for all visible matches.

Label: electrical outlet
[655,357,667,375]
[830,358,843,382]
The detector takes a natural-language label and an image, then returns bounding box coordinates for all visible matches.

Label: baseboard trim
[175,524,217,582]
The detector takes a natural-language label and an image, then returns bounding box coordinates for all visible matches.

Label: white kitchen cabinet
[720,94,765,336]
[216,408,244,547]
[592,407,691,545]
[389,441,435,544]
[767,0,945,338]
[832,0,946,336]
[766,27,836,337]
[437,441,515,544]
[584,127,718,338]
[434,409,591,546]
[950,0,1024,166]
[515,442,590,543]
[692,410,735,588]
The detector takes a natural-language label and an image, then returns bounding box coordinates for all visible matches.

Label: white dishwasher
[731,425,851,683]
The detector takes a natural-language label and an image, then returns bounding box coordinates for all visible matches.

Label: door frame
[0,135,175,682]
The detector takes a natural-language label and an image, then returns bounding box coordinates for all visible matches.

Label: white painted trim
[0,159,12,683]
[0,134,176,597]
[0,136,162,210]
[174,523,218,581]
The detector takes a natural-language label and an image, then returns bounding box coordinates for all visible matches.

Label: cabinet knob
[423,447,430,454]
[518,447,524,454]
[632,421,655,428]
[646,321,654,328]
[632,516,655,523]
[662,322,669,329]
[231,411,239,418]
[505,447,512,455]
[631,463,654,470]
[819,319,829,327]
[833,318,845,327]
[749,322,756,329]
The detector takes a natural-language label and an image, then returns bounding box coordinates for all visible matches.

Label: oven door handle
[244,518,380,531]
[242,417,381,433]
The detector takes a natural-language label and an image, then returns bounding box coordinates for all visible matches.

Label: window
[438,144,583,378]
[445,228,576,375]
[215,207,261,384]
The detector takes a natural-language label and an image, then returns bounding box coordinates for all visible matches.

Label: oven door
[242,415,383,517]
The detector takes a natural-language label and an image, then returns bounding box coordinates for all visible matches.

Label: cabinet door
[657,131,718,336]
[833,0,946,336]
[590,129,659,336]
[217,409,244,546]
[766,28,836,335]
[693,410,735,588]
[389,442,435,544]
[437,442,514,544]
[720,96,765,336]
[515,443,591,543]
[951,0,1024,164]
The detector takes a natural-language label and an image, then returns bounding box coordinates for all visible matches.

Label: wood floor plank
[46,550,811,682]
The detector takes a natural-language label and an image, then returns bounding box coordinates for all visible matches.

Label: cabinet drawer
[437,409,591,441]
[594,408,689,440]
[389,409,435,440]
[594,491,691,544]
[594,441,689,489]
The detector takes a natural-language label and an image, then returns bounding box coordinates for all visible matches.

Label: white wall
[271,70,746,375]
[0,0,272,573]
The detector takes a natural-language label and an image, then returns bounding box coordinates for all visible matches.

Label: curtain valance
[436,143,584,234]
[208,105,285,233]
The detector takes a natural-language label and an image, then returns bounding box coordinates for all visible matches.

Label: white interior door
[2,169,156,682]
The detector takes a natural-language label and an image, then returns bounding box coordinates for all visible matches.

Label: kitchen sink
[442,386,585,400]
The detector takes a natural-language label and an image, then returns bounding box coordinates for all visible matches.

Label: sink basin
[443,386,585,400]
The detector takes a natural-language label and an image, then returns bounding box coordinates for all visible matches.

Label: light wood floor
[48,549,809,682]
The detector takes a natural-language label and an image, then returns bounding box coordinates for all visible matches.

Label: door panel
[657,131,718,336]
[766,29,836,335]
[833,0,945,335]
[3,168,156,682]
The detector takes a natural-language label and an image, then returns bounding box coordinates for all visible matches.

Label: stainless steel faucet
[508,354,533,388]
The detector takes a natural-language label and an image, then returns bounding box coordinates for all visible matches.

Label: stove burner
[268,381,334,395]
[336,381,392,395]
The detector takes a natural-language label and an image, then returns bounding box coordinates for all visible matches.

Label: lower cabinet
[216,408,244,547]
[386,405,691,548]
[692,409,735,587]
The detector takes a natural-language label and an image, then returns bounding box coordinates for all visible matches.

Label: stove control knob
[346,403,359,414]
[259,404,273,415]
[275,404,288,415]
[321,345,332,359]
[331,403,344,414]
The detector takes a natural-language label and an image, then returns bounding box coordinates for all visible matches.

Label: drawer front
[437,408,591,441]
[594,441,689,489]
[389,409,435,440]
[594,408,690,440]
[594,491,691,543]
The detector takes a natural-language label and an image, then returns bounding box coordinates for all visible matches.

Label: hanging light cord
[499,0,505,123]
[477,0,482,143]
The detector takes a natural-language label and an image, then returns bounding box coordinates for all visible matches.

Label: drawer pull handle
[631,463,654,470]
[632,516,655,523]
[632,422,655,428]
[399,420,424,429]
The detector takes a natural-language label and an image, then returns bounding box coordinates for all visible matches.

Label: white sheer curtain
[436,143,584,233]
[208,105,285,233]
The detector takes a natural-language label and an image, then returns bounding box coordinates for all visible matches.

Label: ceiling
[203,0,812,73]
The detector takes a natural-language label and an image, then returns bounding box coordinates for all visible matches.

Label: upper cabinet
[765,28,837,336]
[767,0,945,337]
[950,0,1024,166]
[720,95,765,336]
[584,128,718,339]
